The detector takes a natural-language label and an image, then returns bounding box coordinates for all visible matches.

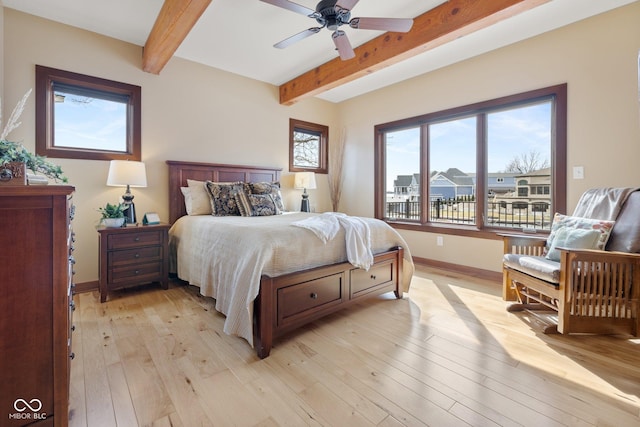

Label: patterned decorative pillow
[246,181,285,213]
[205,181,245,216]
[545,213,615,255]
[236,192,278,217]
[186,179,212,215]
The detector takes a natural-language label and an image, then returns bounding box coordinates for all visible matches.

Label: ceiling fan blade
[336,0,360,11]
[274,27,322,49]
[349,17,414,32]
[332,31,355,60]
[260,0,315,17]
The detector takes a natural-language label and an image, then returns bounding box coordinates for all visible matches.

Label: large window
[375,85,566,237]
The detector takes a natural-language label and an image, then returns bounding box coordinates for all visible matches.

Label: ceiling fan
[260,0,414,60]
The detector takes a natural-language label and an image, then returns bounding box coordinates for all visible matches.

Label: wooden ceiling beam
[143,0,211,74]
[278,0,550,105]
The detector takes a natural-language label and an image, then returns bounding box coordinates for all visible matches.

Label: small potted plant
[99,202,126,227]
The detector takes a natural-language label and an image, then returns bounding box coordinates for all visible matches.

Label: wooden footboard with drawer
[254,247,403,359]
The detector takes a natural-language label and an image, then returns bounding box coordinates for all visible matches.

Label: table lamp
[294,171,316,212]
[107,160,147,224]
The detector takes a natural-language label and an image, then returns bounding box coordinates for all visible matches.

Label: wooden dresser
[0,185,75,426]
[98,223,170,303]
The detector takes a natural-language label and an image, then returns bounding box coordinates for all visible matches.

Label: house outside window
[374,84,567,236]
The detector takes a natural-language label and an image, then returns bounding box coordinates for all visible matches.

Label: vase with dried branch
[328,127,346,212]
[0,89,67,184]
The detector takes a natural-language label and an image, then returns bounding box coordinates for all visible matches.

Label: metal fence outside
[386,199,551,230]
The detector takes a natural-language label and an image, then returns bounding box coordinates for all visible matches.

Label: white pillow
[180,187,193,215]
[186,179,212,215]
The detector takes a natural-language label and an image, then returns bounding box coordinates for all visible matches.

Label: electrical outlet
[436,236,444,246]
[573,166,584,179]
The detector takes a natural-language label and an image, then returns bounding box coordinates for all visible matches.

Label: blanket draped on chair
[572,187,640,220]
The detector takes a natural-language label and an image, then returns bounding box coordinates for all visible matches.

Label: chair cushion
[606,190,640,253]
[504,253,560,284]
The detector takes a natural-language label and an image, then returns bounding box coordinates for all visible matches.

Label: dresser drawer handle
[310,292,318,299]
[134,237,140,242]
[70,352,75,360]
[135,270,140,275]
[134,253,140,258]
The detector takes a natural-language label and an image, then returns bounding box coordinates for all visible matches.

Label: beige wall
[336,2,640,272]
[2,3,640,282]
[2,9,339,283]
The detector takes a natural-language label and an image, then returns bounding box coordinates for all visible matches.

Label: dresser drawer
[108,230,163,249]
[108,246,163,267]
[109,261,164,285]
[350,260,393,299]
[277,272,344,325]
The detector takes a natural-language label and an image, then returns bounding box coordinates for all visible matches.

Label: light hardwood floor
[69,265,640,426]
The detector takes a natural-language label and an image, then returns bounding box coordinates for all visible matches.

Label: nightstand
[98,223,170,303]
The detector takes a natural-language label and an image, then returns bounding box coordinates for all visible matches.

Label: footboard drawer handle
[310,292,318,299]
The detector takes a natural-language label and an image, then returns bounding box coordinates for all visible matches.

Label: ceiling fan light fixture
[262,0,413,60]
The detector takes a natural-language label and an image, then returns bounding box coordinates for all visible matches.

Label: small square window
[289,119,328,174]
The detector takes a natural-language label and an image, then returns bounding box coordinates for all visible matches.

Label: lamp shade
[294,172,316,190]
[106,160,147,187]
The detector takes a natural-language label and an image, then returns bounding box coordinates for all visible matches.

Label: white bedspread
[169,212,413,346]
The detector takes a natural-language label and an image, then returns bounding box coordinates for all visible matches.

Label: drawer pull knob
[310,292,318,299]
[135,253,140,258]
[134,237,140,242]
[135,270,140,275]
[70,352,75,360]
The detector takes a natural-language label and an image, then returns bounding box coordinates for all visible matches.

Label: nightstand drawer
[109,246,163,267]
[108,230,163,249]
[109,261,163,284]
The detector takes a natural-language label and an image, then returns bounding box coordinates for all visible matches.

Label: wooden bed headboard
[167,160,282,224]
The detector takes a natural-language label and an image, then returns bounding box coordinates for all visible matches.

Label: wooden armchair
[502,190,640,336]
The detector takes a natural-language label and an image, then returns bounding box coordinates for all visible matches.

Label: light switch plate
[573,166,584,179]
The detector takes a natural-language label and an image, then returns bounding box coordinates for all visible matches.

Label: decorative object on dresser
[1,90,67,186]
[0,185,75,426]
[106,160,147,224]
[294,171,316,212]
[98,223,170,303]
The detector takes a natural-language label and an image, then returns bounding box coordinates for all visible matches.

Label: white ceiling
[3,0,638,103]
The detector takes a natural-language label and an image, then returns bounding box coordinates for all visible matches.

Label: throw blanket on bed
[169,213,414,347]
[292,212,374,270]
[572,187,640,220]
